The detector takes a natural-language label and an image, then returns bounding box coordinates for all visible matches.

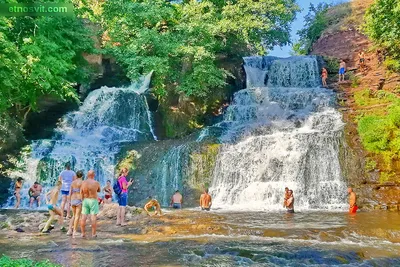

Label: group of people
[282,187,358,214]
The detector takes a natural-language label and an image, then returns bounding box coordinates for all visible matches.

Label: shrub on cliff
[365,0,400,72]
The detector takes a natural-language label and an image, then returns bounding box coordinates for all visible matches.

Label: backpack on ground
[113,178,122,196]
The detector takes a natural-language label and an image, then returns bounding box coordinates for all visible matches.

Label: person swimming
[348,188,358,214]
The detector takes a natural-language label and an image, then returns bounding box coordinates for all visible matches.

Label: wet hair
[65,162,71,169]
[34,181,39,185]
[148,196,152,199]
[76,170,84,179]
[17,177,23,182]
[175,190,179,193]
[289,190,293,193]
[204,188,209,193]
[285,187,288,190]
[107,180,111,183]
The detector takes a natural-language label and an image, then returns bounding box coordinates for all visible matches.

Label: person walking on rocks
[116,167,133,226]
[59,162,76,218]
[67,170,84,237]
[80,170,101,237]
[42,181,64,233]
[338,60,346,82]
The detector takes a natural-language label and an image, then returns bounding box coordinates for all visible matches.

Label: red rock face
[311,30,371,70]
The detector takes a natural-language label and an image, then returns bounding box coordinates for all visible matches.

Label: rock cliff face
[311,0,400,210]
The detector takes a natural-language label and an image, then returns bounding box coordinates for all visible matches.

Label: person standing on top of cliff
[348,188,358,214]
[338,60,346,82]
[59,162,77,218]
[321,67,328,87]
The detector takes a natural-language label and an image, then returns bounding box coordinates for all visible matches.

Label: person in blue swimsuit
[42,181,64,233]
[339,59,347,82]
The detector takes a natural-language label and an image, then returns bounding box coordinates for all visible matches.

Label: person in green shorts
[80,170,101,238]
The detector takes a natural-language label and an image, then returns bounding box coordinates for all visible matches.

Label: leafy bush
[0,256,60,267]
[348,73,361,88]
[365,158,377,172]
[322,56,340,74]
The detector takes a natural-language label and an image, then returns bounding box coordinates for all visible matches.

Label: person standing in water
[42,181,64,233]
[285,190,294,213]
[116,168,133,226]
[59,162,77,218]
[338,59,346,82]
[199,188,212,211]
[321,67,328,87]
[283,187,290,208]
[103,180,113,204]
[144,197,162,216]
[29,182,42,208]
[67,170,84,237]
[80,170,101,237]
[14,177,24,209]
[348,188,358,214]
[170,190,183,209]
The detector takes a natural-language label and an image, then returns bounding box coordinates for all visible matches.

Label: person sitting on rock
[29,182,42,209]
[42,181,65,233]
[144,197,162,216]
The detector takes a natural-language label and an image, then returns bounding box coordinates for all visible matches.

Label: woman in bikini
[67,170,84,237]
[321,67,328,87]
[14,177,24,209]
[103,180,113,204]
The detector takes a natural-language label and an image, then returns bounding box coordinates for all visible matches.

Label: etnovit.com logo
[0,3,74,17]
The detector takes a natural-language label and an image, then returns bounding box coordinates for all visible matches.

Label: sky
[269,0,349,57]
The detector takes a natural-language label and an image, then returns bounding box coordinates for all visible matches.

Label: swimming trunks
[201,207,210,211]
[82,198,99,215]
[71,199,82,207]
[339,68,345,75]
[172,203,181,209]
[349,205,358,213]
[48,204,54,211]
[118,193,128,207]
[105,195,111,200]
[31,195,40,200]
[61,190,70,196]
[287,209,295,213]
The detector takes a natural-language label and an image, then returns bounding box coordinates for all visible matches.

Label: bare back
[49,188,60,205]
[200,193,212,208]
[81,179,100,199]
[349,192,357,207]
[70,179,83,201]
[172,193,182,204]
[340,62,346,69]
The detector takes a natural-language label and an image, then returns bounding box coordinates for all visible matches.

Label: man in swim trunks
[42,181,64,233]
[348,188,358,214]
[58,162,77,218]
[67,170,84,237]
[170,190,183,209]
[29,182,42,208]
[80,170,101,237]
[283,187,290,208]
[285,190,294,213]
[103,180,113,204]
[199,188,212,211]
[144,197,162,216]
[338,59,346,82]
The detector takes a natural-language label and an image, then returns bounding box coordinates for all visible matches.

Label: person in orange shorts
[348,188,358,213]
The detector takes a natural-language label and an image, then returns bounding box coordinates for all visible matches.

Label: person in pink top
[116,167,133,226]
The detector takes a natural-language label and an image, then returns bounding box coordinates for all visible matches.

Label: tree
[101,0,299,99]
[364,0,400,72]
[0,6,94,124]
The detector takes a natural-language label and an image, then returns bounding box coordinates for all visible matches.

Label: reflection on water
[1,210,400,266]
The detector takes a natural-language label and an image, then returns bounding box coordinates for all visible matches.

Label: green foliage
[348,73,360,88]
[102,0,299,99]
[354,89,396,107]
[293,2,351,55]
[365,158,377,172]
[322,56,339,74]
[0,3,94,121]
[0,256,60,267]
[365,0,400,73]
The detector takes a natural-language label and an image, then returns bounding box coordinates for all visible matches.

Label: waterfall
[210,56,347,211]
[5,82,156,208]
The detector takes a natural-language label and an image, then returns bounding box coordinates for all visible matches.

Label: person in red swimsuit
[348,188,358,214]
[103,180,113,204]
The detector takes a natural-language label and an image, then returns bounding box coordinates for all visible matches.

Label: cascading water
[5,76,156,208]
[210,56,347,211]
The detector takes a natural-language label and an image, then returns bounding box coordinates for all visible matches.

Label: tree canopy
[364,0,400,72]
[101,0,299,99]
[0,1,94,121]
